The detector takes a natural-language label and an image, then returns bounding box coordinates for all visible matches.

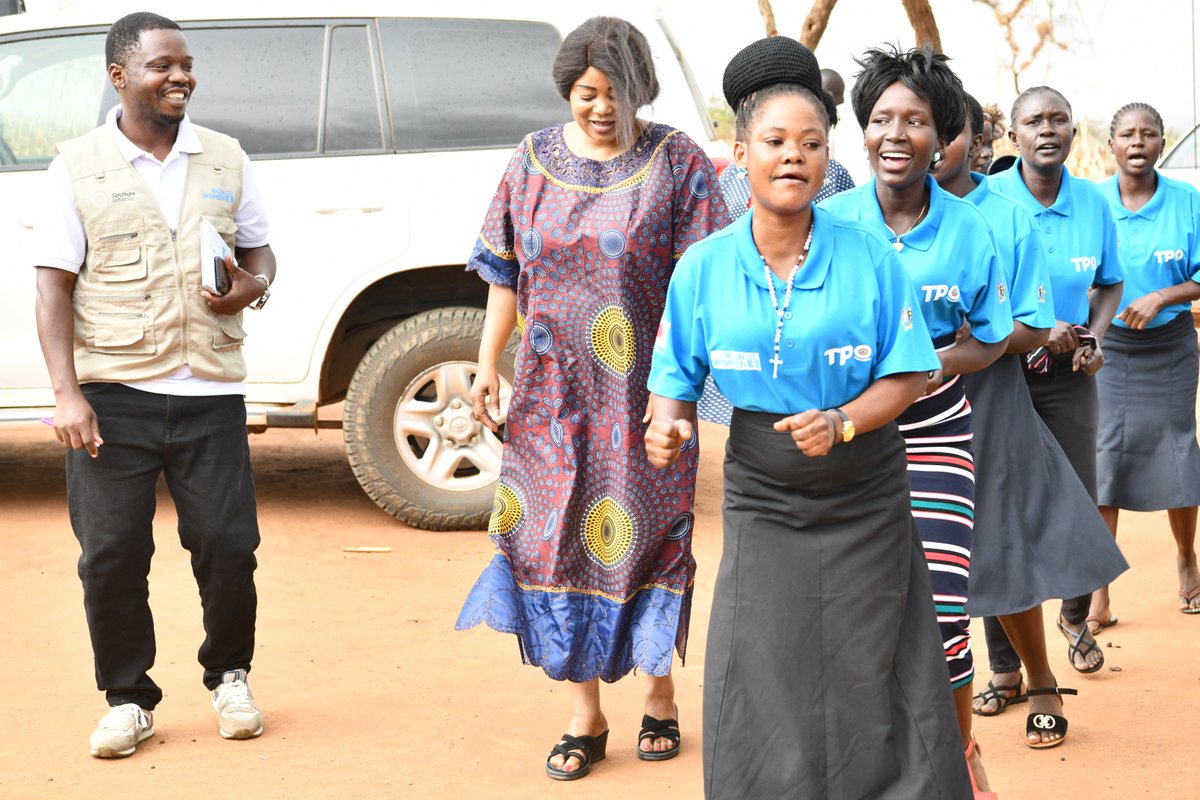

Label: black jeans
[985,361,1097,673]
[67,383,260,709]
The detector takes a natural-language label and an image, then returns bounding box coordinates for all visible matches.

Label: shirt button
[786,340,795,349]
[1044,227,1051,234]
[784,312,793,320]
[1048,246,1055,253]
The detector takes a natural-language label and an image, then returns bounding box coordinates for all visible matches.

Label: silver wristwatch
[250,273,271,310]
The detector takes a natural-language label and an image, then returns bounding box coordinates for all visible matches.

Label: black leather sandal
[971,676,1027,717]
[1056,615,1105,673]
[545,730,608,780]
[1025,687,1078,749]
[637,704,680,761]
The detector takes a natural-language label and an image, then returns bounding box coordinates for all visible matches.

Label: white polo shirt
[34,105,270,396]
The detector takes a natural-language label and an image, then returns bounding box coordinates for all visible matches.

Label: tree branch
[800,0,839,49]
[757,0,779,37]
[901,0,942,51]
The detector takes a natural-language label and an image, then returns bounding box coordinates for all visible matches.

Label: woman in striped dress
[821,46,1012,796]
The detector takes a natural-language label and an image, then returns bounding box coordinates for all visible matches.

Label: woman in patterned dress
[455,16,728,780]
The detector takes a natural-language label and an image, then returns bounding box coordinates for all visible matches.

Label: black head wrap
[722,36,837,127]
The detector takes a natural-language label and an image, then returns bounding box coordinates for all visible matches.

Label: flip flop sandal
[1056,616,1105,674]
[964,735,998,800]
[1180,587,1200,614]
[545,730,608,781]
[971,676,1028,717]
[1025,686,1078,750]
[637,704,680,761]
[1085,615,1119,636]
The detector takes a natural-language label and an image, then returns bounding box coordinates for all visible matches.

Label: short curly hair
[849,44,965,142]
[106,12,181,67]
[551,17,659,151]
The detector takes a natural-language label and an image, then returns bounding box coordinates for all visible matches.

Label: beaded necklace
[761,224,814,379]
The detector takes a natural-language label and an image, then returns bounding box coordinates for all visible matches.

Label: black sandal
[637,704,680,761]
[971,676,1027,717]
[1025,687,1078,750]
[1056,615,1105,674]
[545,730,608,781]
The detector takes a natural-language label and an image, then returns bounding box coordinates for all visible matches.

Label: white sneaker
[89,703,154,758]
[212,669,263,740]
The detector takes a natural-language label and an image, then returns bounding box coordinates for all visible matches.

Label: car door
[0,29,108,414]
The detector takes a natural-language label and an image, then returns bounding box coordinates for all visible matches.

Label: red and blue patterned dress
[455,122,728,682]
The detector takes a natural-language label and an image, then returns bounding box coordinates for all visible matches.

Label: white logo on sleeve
[825,344,872,366]
[711,351,762,371]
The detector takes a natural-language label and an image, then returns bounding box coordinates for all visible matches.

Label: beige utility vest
[57,124,248,383]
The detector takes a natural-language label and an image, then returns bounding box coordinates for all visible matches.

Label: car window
[0,34,106,169]
[377,18,566,152]
[325,24,386,154]
[182,25,324,157]
[1162,126,1198,170]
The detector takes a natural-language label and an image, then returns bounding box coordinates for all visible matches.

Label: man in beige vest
[33,11,276,758]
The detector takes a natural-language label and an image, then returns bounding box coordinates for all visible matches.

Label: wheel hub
[436,398,479,448]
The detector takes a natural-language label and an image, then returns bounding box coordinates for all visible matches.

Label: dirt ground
[1,419,1198,800]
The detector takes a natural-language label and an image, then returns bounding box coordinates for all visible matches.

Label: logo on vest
[202,187,235,204]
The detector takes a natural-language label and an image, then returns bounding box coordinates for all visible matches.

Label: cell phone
[213,255,232,296]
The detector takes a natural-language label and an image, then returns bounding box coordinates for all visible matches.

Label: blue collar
[1104,172,1166,222]
[736,207,833,290]
[864,173,945,252]
[1009,159,1074,217]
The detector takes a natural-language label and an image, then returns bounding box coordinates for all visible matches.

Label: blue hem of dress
[456,553,691,682]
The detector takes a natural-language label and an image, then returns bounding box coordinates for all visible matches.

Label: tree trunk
[900,0,942,51]
[757,0,778,37]
[800,0,839,50]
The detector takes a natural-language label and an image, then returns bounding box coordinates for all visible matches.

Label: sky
[662,0,1200,138]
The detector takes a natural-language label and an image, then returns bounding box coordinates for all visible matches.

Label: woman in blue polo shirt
[1094,102,1200,619]
[820,46,1012,773]
[986,86,1127,695]
[932,94,1127,752]
[645,36,970,800]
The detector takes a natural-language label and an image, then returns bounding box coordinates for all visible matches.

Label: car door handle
[313,206,384,215]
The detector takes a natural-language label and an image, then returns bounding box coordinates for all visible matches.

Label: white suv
[0,1,727,529]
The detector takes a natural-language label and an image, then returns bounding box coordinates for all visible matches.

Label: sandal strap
[548,733,596,768]
[638,714,681,744]
[1026,687,1078,697]
[1026,712,1069,736]
[973,678,1025,707]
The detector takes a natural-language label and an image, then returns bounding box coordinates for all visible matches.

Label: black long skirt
[1097,311,1200,510]
[703,410,971,800]
[964,354,1127,616]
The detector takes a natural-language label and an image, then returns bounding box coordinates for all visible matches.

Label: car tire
[343,306,517,530]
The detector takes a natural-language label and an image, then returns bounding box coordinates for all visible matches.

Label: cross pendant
[769,354,784,378]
